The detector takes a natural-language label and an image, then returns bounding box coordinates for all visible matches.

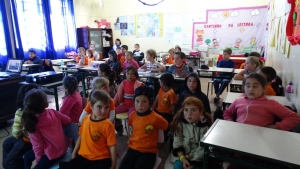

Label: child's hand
[31,160,37,169]
[182,158,190,169]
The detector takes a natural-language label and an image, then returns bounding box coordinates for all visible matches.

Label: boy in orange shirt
[152,73,177,142]
[119,86,168,169]
[119,45,128,67]
[258,66,277,96]
[59,90,117,169]
[166,48,175,64]
[75,47,88,66]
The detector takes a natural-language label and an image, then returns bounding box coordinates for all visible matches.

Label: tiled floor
[0,76,227,169]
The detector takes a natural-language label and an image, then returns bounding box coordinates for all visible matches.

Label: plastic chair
[115,112,130,138]
[153,129,164,169]
[207,80,229,96]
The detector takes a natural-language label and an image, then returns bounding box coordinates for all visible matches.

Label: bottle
[285,81,293,102]
[213,58,217,68]
[61,59,64,67]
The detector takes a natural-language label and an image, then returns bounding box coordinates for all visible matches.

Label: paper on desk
[138,71,151,74]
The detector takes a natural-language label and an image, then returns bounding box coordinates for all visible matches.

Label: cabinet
[77,28,113,60]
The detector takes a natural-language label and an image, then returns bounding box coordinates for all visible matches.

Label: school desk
[230,79,243,93]
[78,66,99,97]
[91,60,105,64]
[197,67,234,79]
[22,64,41,74]
[234,69,243,74]
[51,59,75,66]
[102,58,109,61]
[201,119,300,169]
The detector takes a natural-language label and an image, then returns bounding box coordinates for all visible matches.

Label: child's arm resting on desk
[234,71,245,80]
[223,101,237,121]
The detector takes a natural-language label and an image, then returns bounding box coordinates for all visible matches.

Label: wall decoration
[135,13,163,37]
[118,16,135,36]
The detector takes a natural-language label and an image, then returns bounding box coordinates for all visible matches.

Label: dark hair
[146,49,157,59]
[22,89,48,133]
[89,44,95,48]
[174,52,186,59]
[28,49,36,54]
[223,48,232,55]
[90,90,111,107]
[175,46,181,52]
[123,66,139,80]
[86,49,94,58]
[249,52,260,58]
[63,76,78,95]
[126,51,133,57]
[242,73,267,92]
[121,45,128,50]
[260,66,277,82]
[116,38,121,45]
[108,50,118,61]
[16,84,39,110]
[116,46,121,49]
[99,63,116,87]
[135,44,140,47]
[160,73,174,87]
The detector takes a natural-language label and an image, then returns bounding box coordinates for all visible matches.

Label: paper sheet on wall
[119,15,135,36]
[135,13,163,37]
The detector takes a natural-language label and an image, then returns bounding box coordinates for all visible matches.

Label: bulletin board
[135,13,163,38]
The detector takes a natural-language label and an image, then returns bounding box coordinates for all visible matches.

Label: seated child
[124,51,140,72]
[224,73,300,131]
[107,50,122,77]
[2,84,38,169]
[138,49,166,72]
[119,45,128,67]
[86,49,95,65]
[175,72,211,114]
[75,47,88,66]
[133,43,145,61]
[152,73,178,142]
[213,48,235,102]
[59,90,117,169]
[167,52,190,78]
[165,97,212,169]
[89,44,99,61]
[258,66,277,96]
[119,86,168,169]
[240,52,262,69]
[234,56,260,80]
[166,48,175,64]
[116,47,122,60]
[98,63,118,98]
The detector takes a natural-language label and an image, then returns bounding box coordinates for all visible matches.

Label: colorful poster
[135,13,163,37]
[192,6,268,54]
[118,16,135,36]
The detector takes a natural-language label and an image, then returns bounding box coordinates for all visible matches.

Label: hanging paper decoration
[286,0,300,45]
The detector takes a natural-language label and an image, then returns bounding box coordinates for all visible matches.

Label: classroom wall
[74,0,269,52]
[266,0,300,112]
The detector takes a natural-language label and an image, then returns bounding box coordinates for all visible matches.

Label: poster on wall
[118,16,135,36]
[192,6,268,54]
[135,13,163,37]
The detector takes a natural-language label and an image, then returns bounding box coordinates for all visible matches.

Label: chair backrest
[188,67,193,73]
[157,129,164,144]
[63,122,79,140]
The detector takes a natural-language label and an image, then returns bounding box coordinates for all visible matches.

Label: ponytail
[107,70,116,87]
[22,106,39,133]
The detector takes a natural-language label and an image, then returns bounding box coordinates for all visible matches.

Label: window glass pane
[0,7,7,56]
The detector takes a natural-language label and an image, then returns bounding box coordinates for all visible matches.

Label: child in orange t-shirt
[79,77,115,123]
[119,45,128,67]
[166,48,175,64]
[152,73,178,142]
[258,66,277,96]
[119,86,168,169]
[86,49,95,66]
[59,90,117,169]
[76,47,88,66]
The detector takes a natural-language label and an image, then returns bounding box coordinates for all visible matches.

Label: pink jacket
[60,91,82,123]
[114,80,144,106]
[224,95,300,131]
[123,59,140,72]
[28,109,71,162]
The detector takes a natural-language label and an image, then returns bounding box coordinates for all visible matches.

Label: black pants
[155,111,173,142]
[119,148,156,169]
[59,155,111,169]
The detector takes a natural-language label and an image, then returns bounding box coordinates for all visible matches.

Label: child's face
[121,48,127,55]
[86,51,91,57]
[169,52,174,58]
[100,84,110,93]
[135,95,150,113]
[134,45,140,51]
[90,45,95,51]
[183,104,202,123]
[115,40,120,45]
[116,48,121,53]
[91,101,110,120]
[146,53,154,61]
[125,53,132,61]
[244,78,265,99]
[174,54,183,66]
[175,48,180,52]
[223,52,231,60]
[126,69,136,81]
[187,77,198,92]
[109,54,114,61]
[244,59,256,72]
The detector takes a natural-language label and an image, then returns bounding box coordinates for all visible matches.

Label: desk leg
[81,72,86,98]
[203,145,209,169]
[53,87,59,111]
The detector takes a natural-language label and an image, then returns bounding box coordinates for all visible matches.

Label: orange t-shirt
[128,111,168,154]
[155,88,177,114]
[78,116,116,160]
[265,84,276,96]
[240,63,245,69]
[119,55,125,67]
[84,99,115,118]
[76,56,89,65]
[166,57,174,64]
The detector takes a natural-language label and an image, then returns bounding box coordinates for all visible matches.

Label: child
[22,89,71,169]
[116,46,122,61]
[152,73,178,142]
[240,52,260,69]
[76,47,87,66]
[258,66,277,96]
[133,43,145,61]
[167,52,190,77]
[175,46,181,52]
[166,48,175,64]
[107,50,122,76]
[114,66,144,135]
[79,77,115,123]
[139,49,166,72]
[123,51,140,72]
[59,90,117,169]
[112,38,121,51]
[165,97,212,169]
[60,76,83,123]
[175,72,211,114]
[224,73,300,131]
[98,63,117,98]
[120,45,128,67]
[89,44,99,61]
[234,56,260,80]
[86,49,95,65]
[119,86,168,169]
[2,84,38,169]
[213,48,235,102]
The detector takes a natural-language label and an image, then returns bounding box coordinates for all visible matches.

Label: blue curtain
[10,0,77,60]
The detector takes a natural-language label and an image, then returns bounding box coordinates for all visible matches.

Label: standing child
[2,84,38,169]
[224,73,300,130]
[120,45,128,67]
[60,90,117,169]
[152,73,178,142]
[123,51,140,72]
[22,89,71,169]
[119,86,168,169]
[175,72,211,114]
[60,76,83,123]
[98,63,117,98]
[139,49,166,72]
[133,43,145,61]
[258,66,277,96]
[165,97,213,169]
[168,52,190,77]
[234,56,260,80]
[114,66,144,135]
[107,50,122,77]
[213,48,235,102]
[76,47,87,66]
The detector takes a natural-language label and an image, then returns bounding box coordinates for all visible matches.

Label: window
[0,6,7,56]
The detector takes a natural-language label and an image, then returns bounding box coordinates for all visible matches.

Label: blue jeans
[2,136,32,169]
[23,150,63,169]
[213,78,230,96]
[174,160,202,169]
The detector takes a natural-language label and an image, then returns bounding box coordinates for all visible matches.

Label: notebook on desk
[0,59,23,78]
